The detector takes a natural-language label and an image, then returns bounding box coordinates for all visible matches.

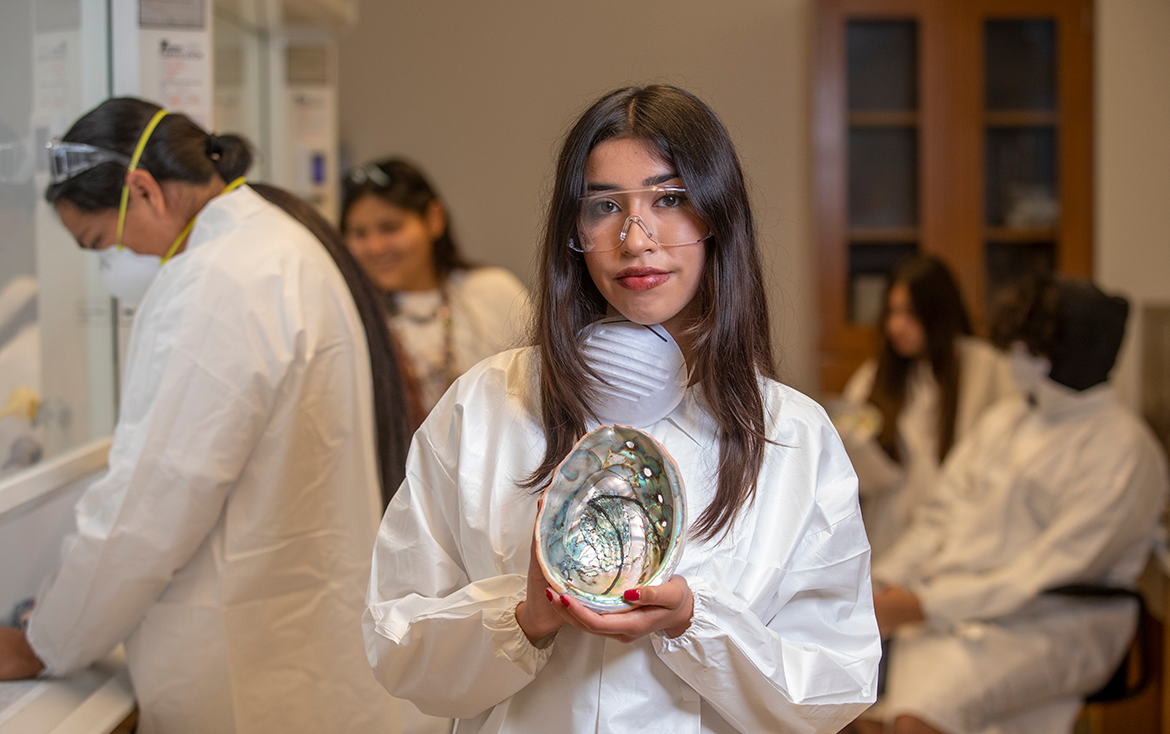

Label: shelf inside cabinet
[849,227,920,243]
[850,110,918,127]
[986,226,1058,241]
[985,110,1059,127]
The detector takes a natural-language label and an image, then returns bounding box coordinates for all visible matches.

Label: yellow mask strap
[159,176,248,264]
[115,108,170,248]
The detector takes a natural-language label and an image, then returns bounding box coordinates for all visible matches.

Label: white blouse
[392,266,531,414]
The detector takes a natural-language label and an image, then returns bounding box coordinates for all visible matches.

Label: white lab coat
[27,187,403,734]
[871,384,1170,734]
[364,348,881,734]
[392,266,530,413]
[840,336,1013,560]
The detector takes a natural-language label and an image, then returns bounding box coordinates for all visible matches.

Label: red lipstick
[616,267,670,291]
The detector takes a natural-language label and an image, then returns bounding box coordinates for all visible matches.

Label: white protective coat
[871,384,1170,734]
[840,336,1014,560]
[27,187,404,734]
[364,348,881,734]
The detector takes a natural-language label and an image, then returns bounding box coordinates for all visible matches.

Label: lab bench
[0,648,133,734]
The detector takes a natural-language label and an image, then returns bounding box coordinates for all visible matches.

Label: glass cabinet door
[983,18,1060,305]
[846,19,920,326]
[0,0,117,481]
[815,0,1093,393]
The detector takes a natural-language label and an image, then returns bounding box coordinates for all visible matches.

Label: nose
[619,216,659,254]
[361,231,397,256]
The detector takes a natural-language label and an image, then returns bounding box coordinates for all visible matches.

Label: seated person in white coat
[854,275,1170,734]
[838,255,1014,562]
[362,83,882,734]
[0,98,414,734]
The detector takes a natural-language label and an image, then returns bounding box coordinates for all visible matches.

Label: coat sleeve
[651,415,882,734]
[363,424,553,720]
[26,263,292,674]
[918,427,1170,627]
[868,433,971,588]
[837,360,904,498]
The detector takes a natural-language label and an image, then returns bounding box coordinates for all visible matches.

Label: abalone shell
[535,425,686,613]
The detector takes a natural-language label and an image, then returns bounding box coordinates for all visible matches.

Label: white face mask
[1008,341,1052,398]
[580,316,688,428]
[97,246,162,307]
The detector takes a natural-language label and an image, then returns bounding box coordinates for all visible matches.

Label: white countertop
[0,648,133,734]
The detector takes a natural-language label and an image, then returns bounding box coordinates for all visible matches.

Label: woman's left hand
[548,575,694,644]
[872,584,924,638]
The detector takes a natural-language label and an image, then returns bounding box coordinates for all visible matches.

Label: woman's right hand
[0,627,44,680]
[515,499,564,648]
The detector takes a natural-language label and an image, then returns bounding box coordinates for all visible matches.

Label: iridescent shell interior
[536,425,686,613]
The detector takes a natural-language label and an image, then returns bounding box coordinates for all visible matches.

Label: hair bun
[206,134,222,161]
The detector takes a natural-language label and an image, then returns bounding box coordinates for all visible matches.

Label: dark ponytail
[204,133,252,183]
[45,97,251,210]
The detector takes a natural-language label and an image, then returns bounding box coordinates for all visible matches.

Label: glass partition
[0,0,117,481]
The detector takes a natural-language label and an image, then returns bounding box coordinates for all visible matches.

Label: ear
[424,199,447,242]
[124,169,169,219]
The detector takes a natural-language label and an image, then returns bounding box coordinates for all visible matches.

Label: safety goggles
[345,162,390,188]
[46,141,131,184]
[570,186,711,253]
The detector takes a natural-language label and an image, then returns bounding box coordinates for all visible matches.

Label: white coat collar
[185,184,267,252]
[663,383,720,449]
[1031,378,1115,422]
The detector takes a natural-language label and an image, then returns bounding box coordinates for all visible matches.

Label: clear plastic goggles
[571,185,711,253]
[345,162,390,187]
[46,141,131,184]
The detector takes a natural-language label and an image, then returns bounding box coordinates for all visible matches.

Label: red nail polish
[624,589,640,602]
[560,594,571,608]
[545,588,554,602]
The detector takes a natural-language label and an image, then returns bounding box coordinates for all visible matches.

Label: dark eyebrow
[585,172,682,193]
[643,172,681,187]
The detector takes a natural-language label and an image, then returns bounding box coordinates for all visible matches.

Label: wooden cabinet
[814,0,1093,392]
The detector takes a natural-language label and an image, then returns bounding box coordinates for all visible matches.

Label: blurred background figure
[341,158,531,422]
[854,275,1169,734]
[834,255,1014,561]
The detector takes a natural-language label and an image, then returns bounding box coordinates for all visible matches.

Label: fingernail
[560,594,571,608]
[624,589,640,602]
[545,588,554,602]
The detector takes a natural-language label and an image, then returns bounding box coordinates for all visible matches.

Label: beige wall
[339,0,1170,406]
[338,0,820,393]
[1096,0,1170,412]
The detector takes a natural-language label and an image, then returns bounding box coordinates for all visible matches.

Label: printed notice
[139,29,212,128]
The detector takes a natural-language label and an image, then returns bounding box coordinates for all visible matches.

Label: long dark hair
[526,84,775,542]
[869,255,972,463]
[45,97,411,505]
[340,158,472,284]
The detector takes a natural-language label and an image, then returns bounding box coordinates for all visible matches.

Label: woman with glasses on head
[363,84,880,734]
[835,255,1014,563]
[0,97,414,734]
[342,158,531,421]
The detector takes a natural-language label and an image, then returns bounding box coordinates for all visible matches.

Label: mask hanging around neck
[579,316,688,428]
